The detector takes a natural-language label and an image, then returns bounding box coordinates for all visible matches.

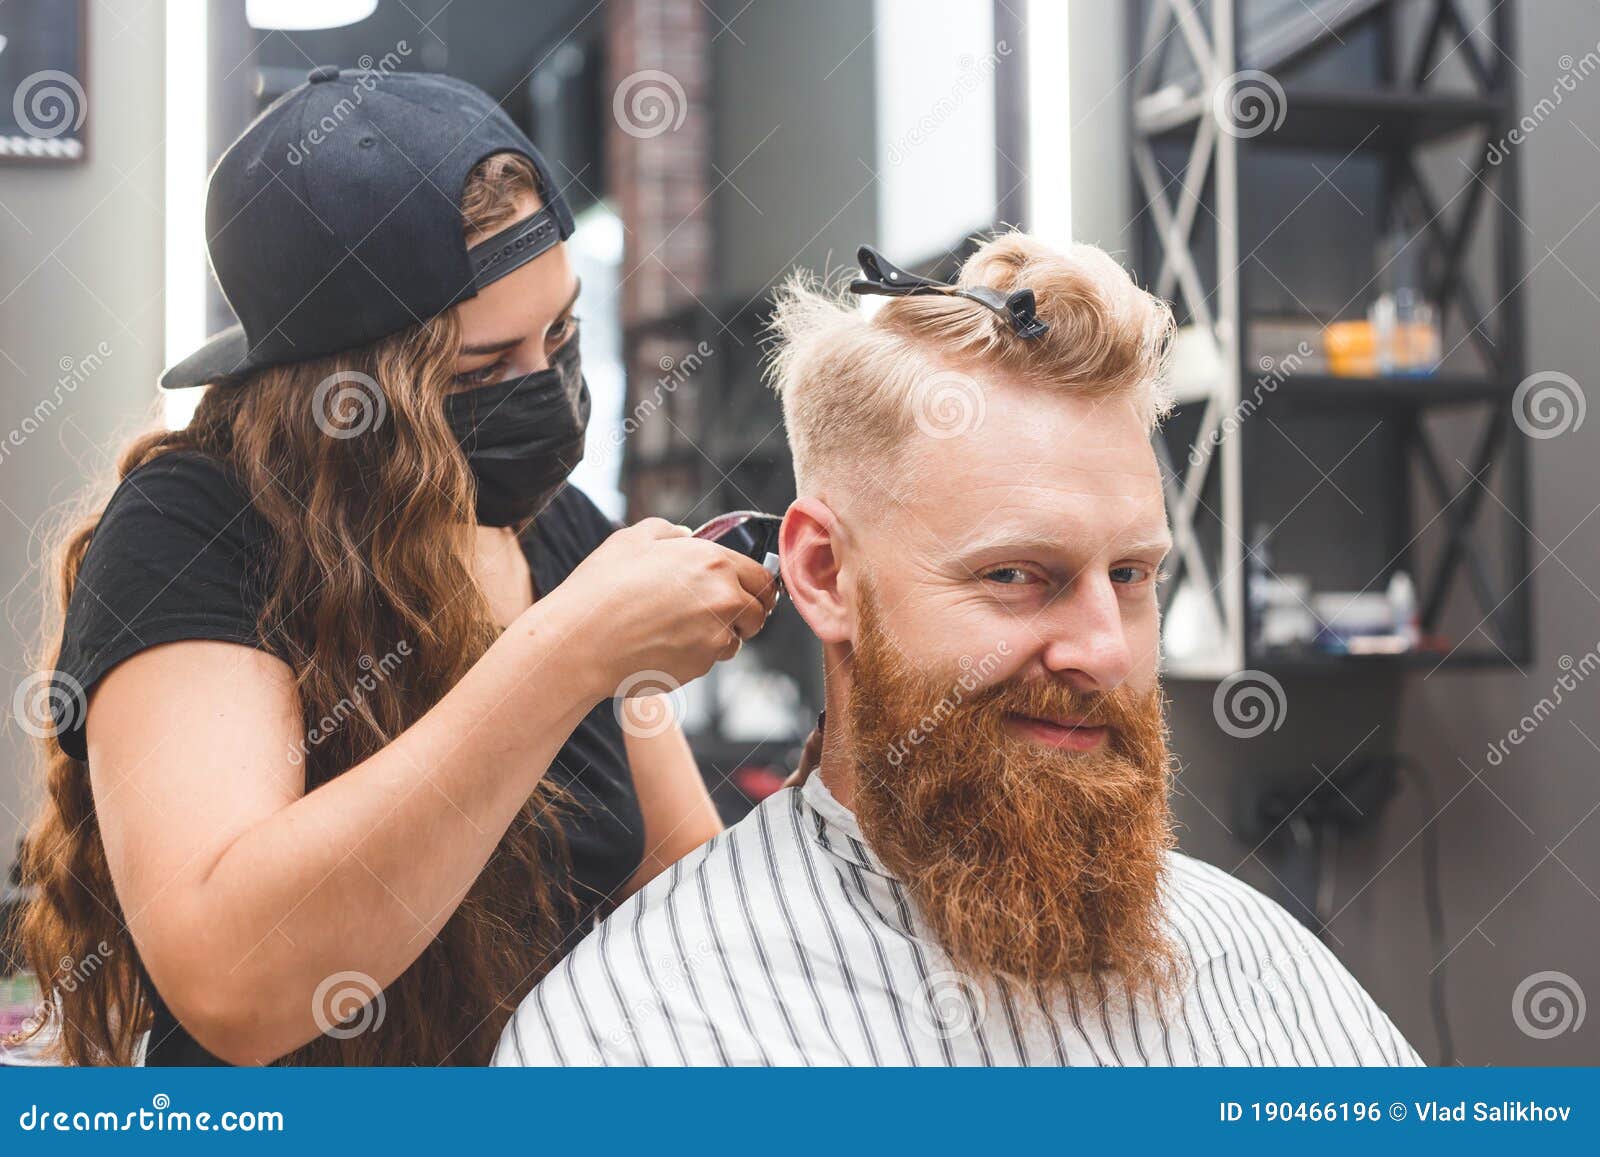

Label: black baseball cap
[161,66,575,390]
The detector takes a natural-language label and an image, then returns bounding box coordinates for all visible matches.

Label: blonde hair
[764,231,1175,498]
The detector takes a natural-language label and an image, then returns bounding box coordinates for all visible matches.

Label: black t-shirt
[51,451,646,1065]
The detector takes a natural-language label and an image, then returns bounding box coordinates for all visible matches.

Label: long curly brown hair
[10,151,577,1066]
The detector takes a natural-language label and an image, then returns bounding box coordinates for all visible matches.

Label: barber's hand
[545,517,779,697]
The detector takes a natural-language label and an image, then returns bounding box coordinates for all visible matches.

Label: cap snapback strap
[467,204,564,292]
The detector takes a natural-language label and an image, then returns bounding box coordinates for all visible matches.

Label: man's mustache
[975,677,1151,735]
[870,660,1164,762]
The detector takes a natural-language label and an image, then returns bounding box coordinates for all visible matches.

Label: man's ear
[780,497,852,645]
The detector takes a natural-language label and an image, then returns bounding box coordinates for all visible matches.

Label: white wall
[872,0,997,264]
[0,1,167,871]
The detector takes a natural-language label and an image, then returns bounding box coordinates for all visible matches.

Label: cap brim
[159,324,255,390]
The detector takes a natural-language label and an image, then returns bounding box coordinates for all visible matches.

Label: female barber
[14,69,776,1066]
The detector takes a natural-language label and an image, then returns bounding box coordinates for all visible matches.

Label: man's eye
[982,566,1034,586]
[1111,565,1152,585]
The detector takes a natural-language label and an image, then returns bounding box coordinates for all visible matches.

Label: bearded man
[492,232,1421,1066]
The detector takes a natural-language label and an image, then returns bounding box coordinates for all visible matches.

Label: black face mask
[443,334,590,528]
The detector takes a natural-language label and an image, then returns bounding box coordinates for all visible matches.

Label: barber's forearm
[165,596,605,1063]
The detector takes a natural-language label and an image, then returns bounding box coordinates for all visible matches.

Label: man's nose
[1036,574,1135,690]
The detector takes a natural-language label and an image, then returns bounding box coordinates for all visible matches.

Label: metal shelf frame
[1129,0,1532,680]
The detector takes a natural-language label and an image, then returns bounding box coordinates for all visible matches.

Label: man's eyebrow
[955,527,1173,558]
[459,278,582,357]
[1118,533,1175,556]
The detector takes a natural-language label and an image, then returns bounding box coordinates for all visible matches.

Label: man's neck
[816,677,857,811]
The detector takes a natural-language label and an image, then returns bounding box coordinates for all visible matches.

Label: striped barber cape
[493,774,1423,1067]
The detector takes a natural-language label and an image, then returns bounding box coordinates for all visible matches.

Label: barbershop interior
[1,0,1596,1067]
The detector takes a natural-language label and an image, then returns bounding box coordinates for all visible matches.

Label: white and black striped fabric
[493,775,1422,1066]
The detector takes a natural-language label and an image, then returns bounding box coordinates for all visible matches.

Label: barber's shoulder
[73,451,269,605]
[118,447,247,497]
[98,450,261,543]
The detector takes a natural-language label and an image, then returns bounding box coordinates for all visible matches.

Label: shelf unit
[1129,0,1532,680]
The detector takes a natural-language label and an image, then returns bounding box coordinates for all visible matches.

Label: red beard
[846,589,1180,998]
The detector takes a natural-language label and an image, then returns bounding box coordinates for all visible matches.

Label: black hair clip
[846,244,1050,341]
